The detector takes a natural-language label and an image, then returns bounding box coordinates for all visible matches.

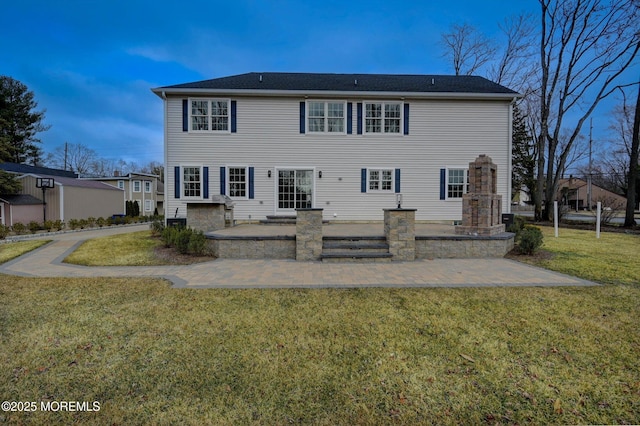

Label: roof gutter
[151,87,521,101]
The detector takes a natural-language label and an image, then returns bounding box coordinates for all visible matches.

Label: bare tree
[440,23,497,76]
[47,142,98,176]
[535,0,640,221]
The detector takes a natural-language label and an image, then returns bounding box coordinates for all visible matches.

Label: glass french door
[277,169,313,212]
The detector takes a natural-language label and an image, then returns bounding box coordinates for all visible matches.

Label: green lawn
[63,230,166,266]
[0,240,50,264]
[1,275,638,425]
[517,226,640,285]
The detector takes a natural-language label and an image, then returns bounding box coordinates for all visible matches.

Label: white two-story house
[152,72,518,222]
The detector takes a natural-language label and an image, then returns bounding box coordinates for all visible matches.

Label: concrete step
[320,252,393,262]
[321,236,391,262]
[322,241,389,254]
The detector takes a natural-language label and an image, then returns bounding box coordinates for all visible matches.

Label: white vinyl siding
[165,96,511,221]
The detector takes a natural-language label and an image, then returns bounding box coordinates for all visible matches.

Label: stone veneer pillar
[296,208,323,261]
[456,154,505,236]
[384,209,416,261]
[186,203,226,232]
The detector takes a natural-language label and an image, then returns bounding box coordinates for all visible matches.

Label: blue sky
[0,0,555,166]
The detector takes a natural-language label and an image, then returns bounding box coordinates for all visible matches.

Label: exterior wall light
[396,193,403,208]
[268,170,271,178]
[318,171,322,179]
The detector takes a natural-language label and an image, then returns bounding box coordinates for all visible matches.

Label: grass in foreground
[1,275,638,425]
[515,226,640,285]
[63,230,165,266]
[0,240,50,264]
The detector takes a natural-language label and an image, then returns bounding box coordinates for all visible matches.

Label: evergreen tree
[511,105,535,205]
[0,76,49,164]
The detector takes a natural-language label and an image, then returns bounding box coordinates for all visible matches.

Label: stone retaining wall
[416,234,514,259]
[207,236,295,259]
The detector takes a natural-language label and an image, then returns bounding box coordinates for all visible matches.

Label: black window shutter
[440,169,446,200]
[230,100,237,133]
[174,166,181,199]
[347,102,353,134]
[361,168,367,193]
[203,166,209,199]
[395,169,401,193]
[357,103,363,134]
[248,167,255,199]
[403,103,409,135]
[220,167,226,195]
[182,99,188,132]
[299,102,305,133]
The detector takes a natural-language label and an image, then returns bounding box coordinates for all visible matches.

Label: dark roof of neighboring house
[0,162,78,178]
[18,174,123,191]
[154,72,519,97]
[0,194,42,205]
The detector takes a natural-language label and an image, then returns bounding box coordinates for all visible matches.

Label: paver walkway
[0,224,598,289]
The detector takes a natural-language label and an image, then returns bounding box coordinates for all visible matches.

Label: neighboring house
[557,177,627,211]
[86,172,164,215]
[152,72,519,222]
[0,162,124,224]
[0,194,42,227]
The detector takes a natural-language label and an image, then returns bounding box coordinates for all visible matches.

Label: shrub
[96,217,107,228]
[53,220,64,231]
[150,219,165,237]
[174,227,193,254]
[507,215,526,235]
[86,217,97,228]
[518,226,543,255]
[68,219,80,230]
[161,226,177,247]
[28,221,41,234]
[0,224,9,239]
[12,222,26,235]
[43,220,54,232]
[188,230,207,255]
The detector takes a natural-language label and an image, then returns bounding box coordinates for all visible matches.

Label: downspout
[161,91,169,220]
[507,97,516,214]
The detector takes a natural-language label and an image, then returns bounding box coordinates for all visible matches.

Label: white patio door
[277,169,314,213]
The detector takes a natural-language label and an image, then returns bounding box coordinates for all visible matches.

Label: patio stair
[320,236,392,263]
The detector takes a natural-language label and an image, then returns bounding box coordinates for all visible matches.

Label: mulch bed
[153,245,216,265]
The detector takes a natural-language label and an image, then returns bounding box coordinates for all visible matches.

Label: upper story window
[368,169,393,192]
[183,166,201,198]
[144,181,152,193]
[133,180,141,192]
[190,99,229,132]
[365,102,401,134]
[117,180,124,190]
[447,168,469,199]
[308,101,345,133]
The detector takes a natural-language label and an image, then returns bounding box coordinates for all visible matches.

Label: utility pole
[64,142,68,171]
[587,119,592,211]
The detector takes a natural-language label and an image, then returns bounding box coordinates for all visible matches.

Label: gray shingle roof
[0,194,42,205]
[156,72,518,95]
[0,162,78,178]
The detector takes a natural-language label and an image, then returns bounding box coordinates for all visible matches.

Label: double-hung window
[308,101,345,133]
[183,166,202,198]
[117,180,124,190]
[190,99,229,132]
[368,169,393,191]
[133,180,141,192]
[365,102,401,134]
[447,169,469,199]
[144,181,151,193]
[228,167,248,198]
